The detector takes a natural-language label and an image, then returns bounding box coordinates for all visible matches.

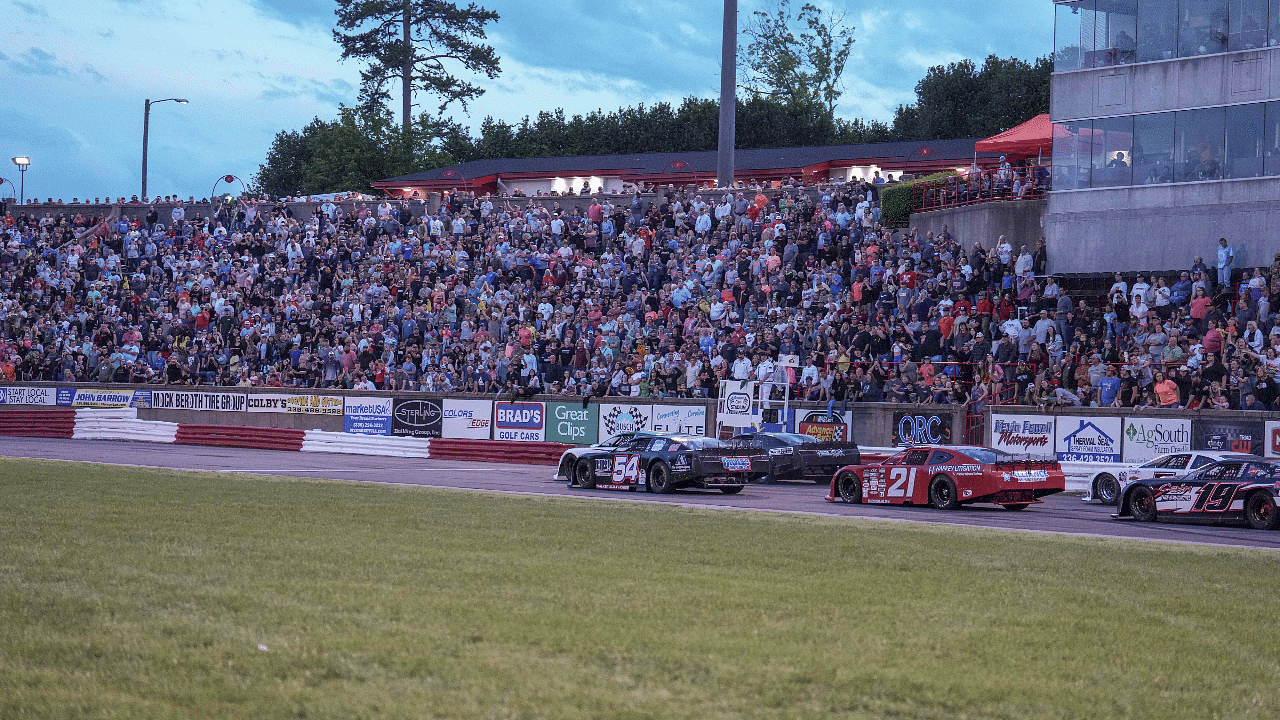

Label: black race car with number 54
[571,434,751,495]
[1114,457,1280,529]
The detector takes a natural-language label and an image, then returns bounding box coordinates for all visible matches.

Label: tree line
[252,0,1049,197]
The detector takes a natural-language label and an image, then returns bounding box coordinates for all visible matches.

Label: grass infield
[2,457,1278,719]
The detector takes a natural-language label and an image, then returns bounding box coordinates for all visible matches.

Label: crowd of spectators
[0,186,1276,414]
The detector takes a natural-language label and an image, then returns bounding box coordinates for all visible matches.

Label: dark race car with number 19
[571,434,751,494]
[826,445,1066,510]
[1114,457,1280,529]
[720,432,861,483]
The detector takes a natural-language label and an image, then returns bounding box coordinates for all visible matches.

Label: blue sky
[0,0,1053,201]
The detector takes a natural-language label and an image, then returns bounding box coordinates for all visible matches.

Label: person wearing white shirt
[731,355,752,381]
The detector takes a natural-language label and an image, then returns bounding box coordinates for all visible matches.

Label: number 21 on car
[864,467,918,502]
[611,454,642,487]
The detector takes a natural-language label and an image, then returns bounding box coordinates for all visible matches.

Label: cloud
[13,0,49,17]
[8,48,74,77]
[259,76,355,107]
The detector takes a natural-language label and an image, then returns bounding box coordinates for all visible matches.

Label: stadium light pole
[11,157,29,205]
[717,0,737,191]
[142,97,188,201]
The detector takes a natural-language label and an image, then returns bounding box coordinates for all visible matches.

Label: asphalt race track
[3,437,1279,551]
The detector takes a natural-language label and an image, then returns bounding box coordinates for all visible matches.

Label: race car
[1114,456,1280,529]
[721,432,862,483]
[572,434,750,494]
[556,431,663,484]
[826,445,1066,511]
[1082,450,1243,506]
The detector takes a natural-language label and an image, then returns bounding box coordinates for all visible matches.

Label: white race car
[1084,450,1257,506]
[554,431,666,484]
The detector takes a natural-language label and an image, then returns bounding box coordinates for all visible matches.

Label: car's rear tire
[1245,492,1279,530]
[1094,473,1120,505]
[575,460,595,490]
[1001,503,1030,511]
[648,462,674,494]
[928,474,960,510]
[1130,485,1158,522]
[837,472,862,504]
[719,485,743,495]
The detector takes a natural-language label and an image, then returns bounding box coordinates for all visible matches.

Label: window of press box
[1264,101,1280,175]
[1133,112,1176,184]
[1224,102,1265,178]
[1179,0,1230,57]
[1090,116,1136,187]
[1174,106,1226,182]
[1051,121,1092,189]
[1055,0,1280,67]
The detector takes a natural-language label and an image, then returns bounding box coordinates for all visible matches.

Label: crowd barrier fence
[0,408,76,439]
[175,424,305,452]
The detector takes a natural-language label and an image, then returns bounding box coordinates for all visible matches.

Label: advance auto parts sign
[391,398,443,438]
[796,410,851,442]
[990,414,1053,454]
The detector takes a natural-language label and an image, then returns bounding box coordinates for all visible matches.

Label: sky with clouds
[0,0,1053,201]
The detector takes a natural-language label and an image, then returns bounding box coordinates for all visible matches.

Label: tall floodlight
[717,0,737,190]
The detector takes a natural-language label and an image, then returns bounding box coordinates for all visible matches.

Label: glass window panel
[1225,103,1265,178]
[1056,1,1093,71]
[1229,0,1269,49]
[1094,0,1139,65]
[1175,107,1226,181]
[1138,0,1180,61]
[1272,0,1280,45]
[1179,0,1230,56]
[1091,116,1136,186]
[1052,121,1092,189]
[1263,101,1280,175]
[1134,112,1177,183]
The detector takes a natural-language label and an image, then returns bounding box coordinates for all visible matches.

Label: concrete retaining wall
[909,199,1047,253]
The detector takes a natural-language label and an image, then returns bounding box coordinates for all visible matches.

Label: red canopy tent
[974,114,1055,158]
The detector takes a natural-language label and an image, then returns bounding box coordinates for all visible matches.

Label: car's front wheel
[928,474,960,510]
[837,472,862,504]
[575,460,595,490]
[648,462,674,494]
[1094,473,1120,505]
[1245,492,1279,530]
[1130,485,1158,522]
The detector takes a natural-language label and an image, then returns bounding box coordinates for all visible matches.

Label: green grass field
[2,457,1278,719]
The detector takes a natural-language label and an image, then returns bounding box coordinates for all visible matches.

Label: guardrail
[0,408,76,439]
[428,439,571,466]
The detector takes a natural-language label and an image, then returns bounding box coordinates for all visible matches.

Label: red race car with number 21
[826,445,1066,511]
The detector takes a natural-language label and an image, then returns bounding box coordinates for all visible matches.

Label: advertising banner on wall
[597,403,653,441]
[494,401,546,442]
[989,414,1054,454]
[390,398,443,438]
[150,391,248,412]
[1054,416,1123,463]
[1121,418,1192,464]
[1193,418,1263,456]
[544,402,599,445]
[651,404,708,436]
[0,386,58,405]
[247,394,344,415]
[892,412,954,446]
[1266,421,1280,459]
[716,380,756,426]
[343,396,392,435]
[442,398,493,440]
[58,388,151,409]
[795,409,853,442]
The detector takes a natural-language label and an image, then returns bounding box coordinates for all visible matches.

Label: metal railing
[912,166,1051,213]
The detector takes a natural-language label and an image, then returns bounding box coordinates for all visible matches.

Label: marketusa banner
[344,396,392,436]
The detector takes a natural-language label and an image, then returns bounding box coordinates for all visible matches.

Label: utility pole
[717,0,737,190]
[403,0,413,134]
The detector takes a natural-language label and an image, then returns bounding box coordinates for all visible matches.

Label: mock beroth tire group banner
[150,391,248,412]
